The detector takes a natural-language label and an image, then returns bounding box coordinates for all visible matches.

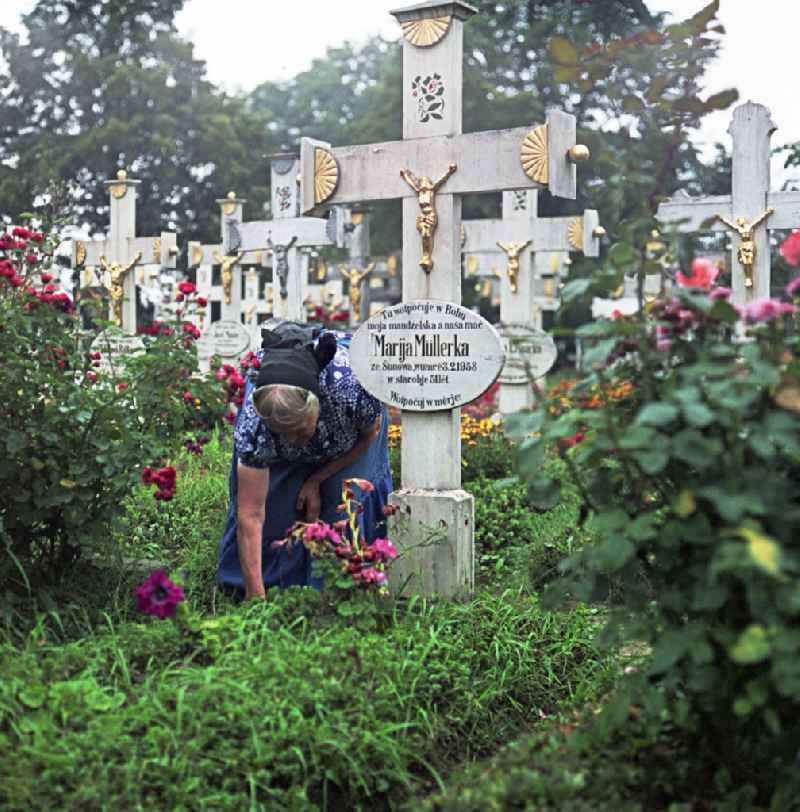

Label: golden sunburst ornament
[520,125,549,185]
[109,169,129,200]
[567,218,583,251]
[400,16,451,48]
[314,148,339,205]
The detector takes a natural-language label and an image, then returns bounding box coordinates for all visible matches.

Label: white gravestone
[72,170,177,333]
[496,324,557,386]
[351,300,505,410]
[90,330,146,375]
[658,101,800,305]
[298,0,589,599]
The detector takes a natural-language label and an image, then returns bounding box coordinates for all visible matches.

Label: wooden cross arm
[463,209,601,257]
[300,110,581,214]
[657,190,800,233]
[237,218,331,251]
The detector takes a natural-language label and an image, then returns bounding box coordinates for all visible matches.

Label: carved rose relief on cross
[411,73,445,123]
[276,185,292,213]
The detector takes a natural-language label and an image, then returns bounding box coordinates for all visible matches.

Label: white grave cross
[658,102,800,304]
[463,189,603,411]
[298,1,590,598]
[73,170,177,333]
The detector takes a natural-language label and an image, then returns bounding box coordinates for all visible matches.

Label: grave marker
[299,0,590,598]
[73,170,177,333]
[658,102,800,305]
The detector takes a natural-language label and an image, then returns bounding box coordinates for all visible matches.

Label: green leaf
[549,36,579,66]
[6,431,26,454]
[738,526,783,578]
[560,278,592,301]
[621,95,645,114]
[593,535,635,571]
[681,401,714,428]
[18,685,46,709]
[673,489,696,518]
[636,402,679,426]
[729,625,770,665]
[633,448,669,475]
[553,66,580,83]
[608,241,636,268]
[526,477,561,511]
[704,88,739,111]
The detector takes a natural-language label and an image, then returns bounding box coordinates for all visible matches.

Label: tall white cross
[658,102,800,305]
[463,189,603,411]
[298,1,589,598]
[73,170,177,333]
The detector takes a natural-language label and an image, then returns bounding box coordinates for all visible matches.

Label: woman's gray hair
[252,384,320,433]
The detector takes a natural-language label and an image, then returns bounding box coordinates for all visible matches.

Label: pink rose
[780,230,800,267]
[676,257,720,290]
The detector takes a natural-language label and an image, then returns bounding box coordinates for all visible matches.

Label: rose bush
[507,277,800,766]
[0,225,228,581]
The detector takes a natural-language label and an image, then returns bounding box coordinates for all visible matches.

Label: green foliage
[0,237,227,583]
[0,590,613,810]
[416,708,800,811]
[0,0,270,241]
[513,285,800,763]
[468,459,587,586]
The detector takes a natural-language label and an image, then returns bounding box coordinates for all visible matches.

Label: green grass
[0,589,616,811]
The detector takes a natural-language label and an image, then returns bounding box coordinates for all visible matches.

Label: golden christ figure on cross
[213,250,246,305]
[399,163,457,273]
[338,263,375,321]
[496,240,531,294]
[714,208,774,289]
[99,251,143,327]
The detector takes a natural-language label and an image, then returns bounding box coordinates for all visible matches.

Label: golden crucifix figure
[338,263,376,320]
[213,250,246,304]
[99,252,143,327]
[399,163,457,273]
[714,208,774,289]
[496,240,532,294]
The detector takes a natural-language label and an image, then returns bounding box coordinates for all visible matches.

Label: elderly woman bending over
[217,325,392,600]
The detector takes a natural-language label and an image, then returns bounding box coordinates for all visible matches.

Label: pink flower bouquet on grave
[273,478,398,597]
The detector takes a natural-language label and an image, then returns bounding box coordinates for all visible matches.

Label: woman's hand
[296,478,322,522]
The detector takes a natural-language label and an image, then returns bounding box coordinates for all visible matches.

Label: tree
[0,0,270,244]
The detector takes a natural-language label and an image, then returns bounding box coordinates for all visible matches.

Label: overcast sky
[5,0,798,182]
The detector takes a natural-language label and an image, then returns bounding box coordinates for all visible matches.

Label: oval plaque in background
[90,330,145,374]
[205,319,251,358]
[496,323,557,384]
[350,300,506,412]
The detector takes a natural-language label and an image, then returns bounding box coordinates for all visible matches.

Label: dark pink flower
[369,538,397,561]
[135,570,185,619]
[178,280,196,295]
[197,296,208,307]
[357,568,387,586]
[738,298,798,324]
[709,286,731,301]
[786,276,800,298]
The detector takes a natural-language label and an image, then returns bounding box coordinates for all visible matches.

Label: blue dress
[217,331,393,593]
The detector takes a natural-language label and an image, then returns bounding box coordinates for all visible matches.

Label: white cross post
[337,206,375,326]
[298,0,589,598]
[658,102,800,305]
[73,170,177,333]
[463,189,602,412]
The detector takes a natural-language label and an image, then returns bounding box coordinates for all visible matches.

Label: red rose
[25,254,38,265]
[86,371,98,384]
[197,296,208,307]
[178,281,196,295]
[40,272,53,283]
[780,230,800,267]
[30,232,44,243]
[12,227,30,240]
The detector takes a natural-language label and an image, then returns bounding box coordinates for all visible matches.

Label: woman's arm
[237,462,270,599]
[297,417,382,520]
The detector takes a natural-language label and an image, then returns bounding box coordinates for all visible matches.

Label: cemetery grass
[0,432,620,810]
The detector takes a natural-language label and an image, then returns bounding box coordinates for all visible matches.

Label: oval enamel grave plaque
[90,330,145,373]
[350,300,505,411]
[496,323,557,384]
[205,319,251,358]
